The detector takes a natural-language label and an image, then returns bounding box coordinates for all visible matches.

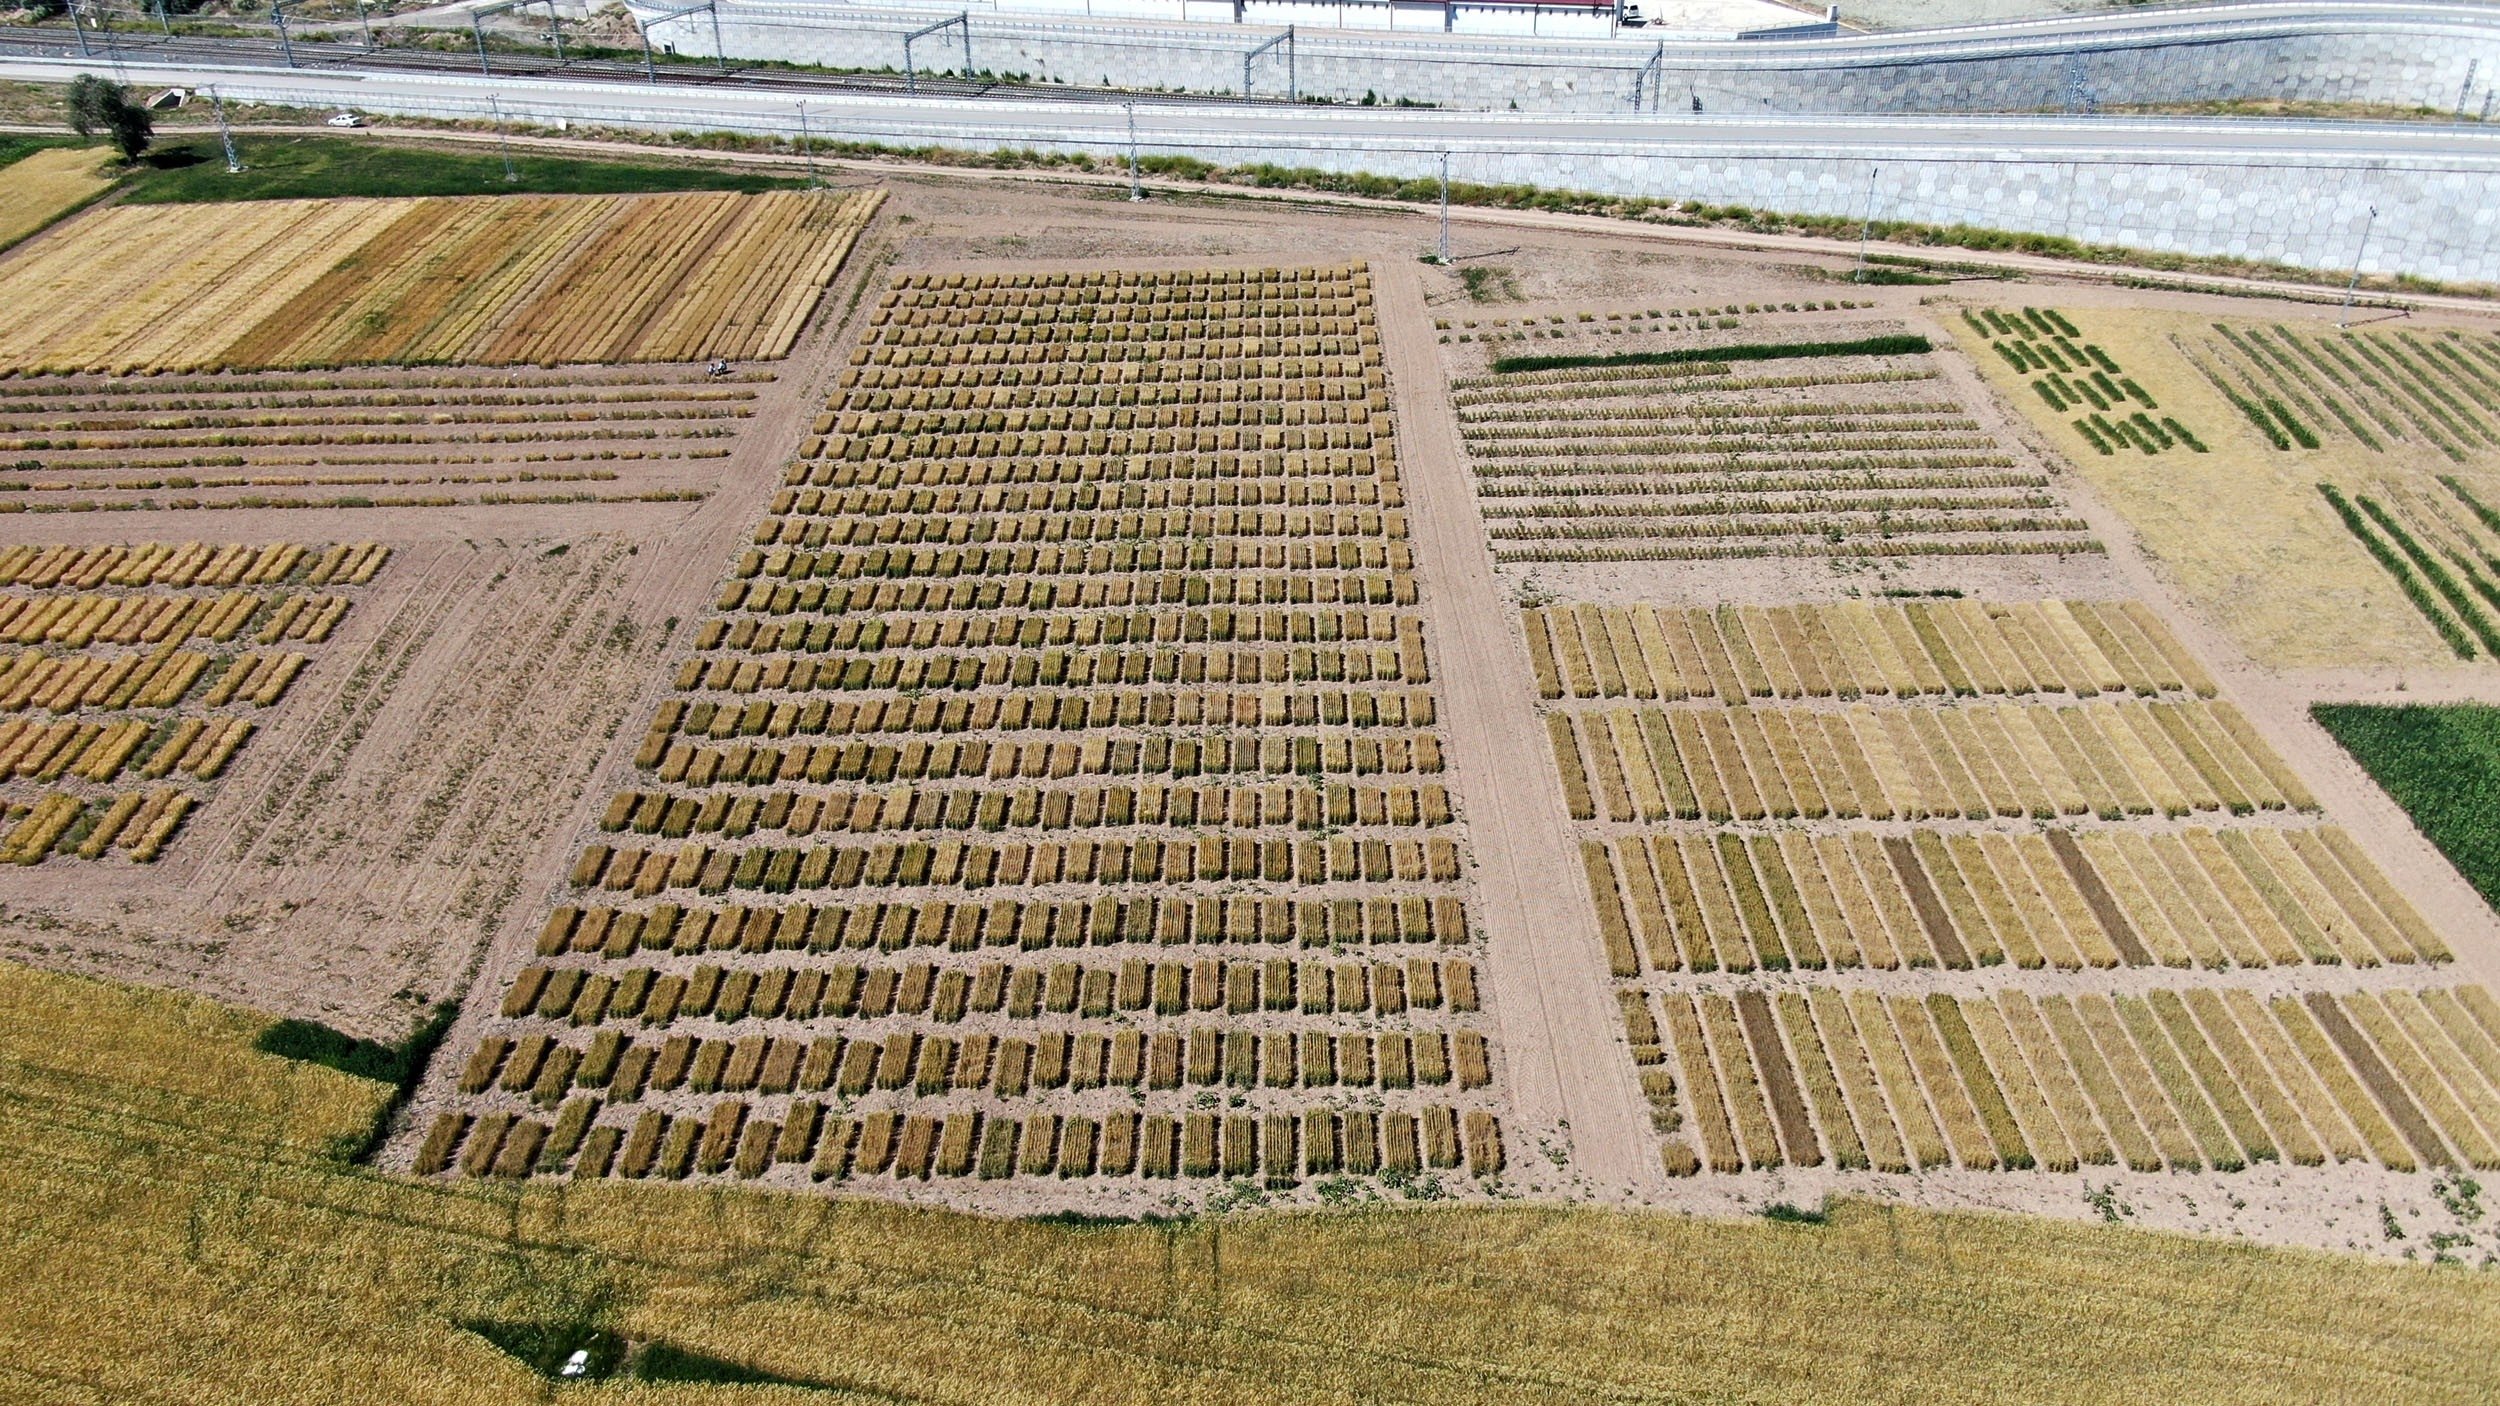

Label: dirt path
[1375,261,1657,1199]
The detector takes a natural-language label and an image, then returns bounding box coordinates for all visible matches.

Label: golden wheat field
[7,956,2498,1404]
[0,146,114,252]
[0,187,882,373]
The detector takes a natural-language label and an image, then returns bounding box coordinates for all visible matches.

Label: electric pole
[490,95,516,183]
[1437,151,1450,264]
[797,99,818,187]
[1853,164,1880,281]
[2339,204,2379,329]
[1125,101,1141,201]
[209,83,242,173]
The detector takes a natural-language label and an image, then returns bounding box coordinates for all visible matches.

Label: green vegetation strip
[120,134,802,204]
[2314,703,2500,912]
[1490,334,1929,376]
[2317,483,2475,658]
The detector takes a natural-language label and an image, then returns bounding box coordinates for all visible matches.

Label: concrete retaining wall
[157,64,2497,281]
[627,1,2500,115]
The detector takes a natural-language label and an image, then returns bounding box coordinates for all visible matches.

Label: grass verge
[3,957,2498,1403]
[118,134,805,203]
[2314,703,2500,911]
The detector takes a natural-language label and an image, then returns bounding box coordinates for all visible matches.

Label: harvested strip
[1810,989,1908,1171]
[1775,991,1865,1169]
[1736,989,1819,1165]
[1890,996,1998,1168]
[1702,993,1783,1167]
[1963,997,2075,1171]
[1882,835,1970,967]
[2041,995,2165,1171]
[1997,992,2115,1166]
[1849,989,1951,1169]
[1662,994,1741,1172]
[2268,997,2414,1170]
[2302,993,2449,1169]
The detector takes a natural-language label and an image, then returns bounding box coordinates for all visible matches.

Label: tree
[64,73,152,162]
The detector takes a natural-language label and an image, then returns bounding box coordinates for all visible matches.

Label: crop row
[888,265,1358,300]
[2210,323,2500,460]
[1469,432,1998,462]
[813,420,1385,466]
[716,575,1402,631]
[1649,984,2500,1175]
[572,830,1467,898]
[707,605,1416,665]
[426,1098,1500,1185]
[0,590,346,649]
[0,785,192,863]
[1472,462,2029,492]
[0,365,769,397]
[1525,599,2212,704]
[1491,537,2102,565]
[835,380,1377,425]
[1,403,747,436]
[1549,696,2307,823]
[1472,470,2044,501]
[459,1020,1496,1111]
[729,531,1408,577]
[643,720,1441,786]
[1582,823,2440,973]
[0,384,758,417]
[534,891,1469,959]
[0,713,253,785]
[856,328,1372,365]
[601,776,1452,841]
[0,591,253,649]
[826,395,1382,442]
[723,536,1417,596]
[643,692,1437,777]
[767,505,1404,558]
[840,349,1374,393]
[505,954,1480,1025]
[2318,479,2500,661]
[832,378,1380,429]
[779,468,1394,515]
[1,648,300,717]
[1449,367,1941,409]
[1487,511,2087,543]
[666,645,1425,702]
[0,540,384,590]
[787,451,1399,502]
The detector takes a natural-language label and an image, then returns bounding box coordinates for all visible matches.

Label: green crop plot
[2315,703,2500,910]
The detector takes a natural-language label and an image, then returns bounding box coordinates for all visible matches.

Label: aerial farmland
[1,76,2497,1401]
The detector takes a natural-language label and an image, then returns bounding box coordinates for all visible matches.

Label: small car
[326,112,366,128]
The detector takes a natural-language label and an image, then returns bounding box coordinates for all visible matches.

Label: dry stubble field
[6,160,2500,1400]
